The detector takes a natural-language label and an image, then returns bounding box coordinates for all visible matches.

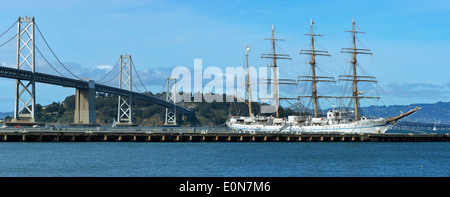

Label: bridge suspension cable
[35,23,81,79]
[97,57,120,83]
[101,70,120,85]
[157,80,167,94]
[131,60,148,93]
[0,16,192,122]
[0,20,17,38]
[0,32,17,48]
[35,45,66,77]
[0,21,19,49]
[132,80,142,93]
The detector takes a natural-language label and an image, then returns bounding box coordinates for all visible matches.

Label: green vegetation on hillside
[4,93,450,125]
[11,92,302,126]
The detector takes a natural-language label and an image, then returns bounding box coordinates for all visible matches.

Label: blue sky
[0,0,450,112]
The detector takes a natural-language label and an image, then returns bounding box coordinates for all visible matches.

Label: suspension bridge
[0,16,190,126]
[0,16,448,144]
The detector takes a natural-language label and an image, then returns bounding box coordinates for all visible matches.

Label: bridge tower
[12,16,36,123]
[117,55,133,124]
[164,77,177,126]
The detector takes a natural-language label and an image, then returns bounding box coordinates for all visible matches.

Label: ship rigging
[227,19,420,134]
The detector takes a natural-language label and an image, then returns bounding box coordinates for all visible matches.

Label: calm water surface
[0,142,448,177]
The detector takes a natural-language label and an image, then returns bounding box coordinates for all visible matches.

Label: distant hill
[0,111,13,119]
[360,101,450,124]
[1,93,448,125]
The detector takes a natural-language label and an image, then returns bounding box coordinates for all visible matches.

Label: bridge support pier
[74,80,96,124]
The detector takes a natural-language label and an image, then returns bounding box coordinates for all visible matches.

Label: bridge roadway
[0,66,191,114]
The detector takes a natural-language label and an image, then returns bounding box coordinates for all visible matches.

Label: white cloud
[96,65,113,71]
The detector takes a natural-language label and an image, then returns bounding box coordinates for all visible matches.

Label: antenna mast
[261,24,291,118]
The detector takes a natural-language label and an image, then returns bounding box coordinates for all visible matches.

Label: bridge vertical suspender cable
[35,23,81,80]
[130,60,149,93]
[97,57,120,83]
[1,16,192,126]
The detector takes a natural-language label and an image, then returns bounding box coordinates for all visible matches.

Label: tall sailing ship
[226,19,420,134]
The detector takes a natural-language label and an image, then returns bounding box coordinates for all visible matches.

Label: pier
[0,128,448,142]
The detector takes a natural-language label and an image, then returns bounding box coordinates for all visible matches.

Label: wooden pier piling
[0,130,449,142]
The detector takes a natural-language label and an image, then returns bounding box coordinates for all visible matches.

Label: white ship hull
[227,119,391,134]
[226,109,397,134]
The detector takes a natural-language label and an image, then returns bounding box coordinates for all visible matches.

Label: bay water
[0,140,448,177]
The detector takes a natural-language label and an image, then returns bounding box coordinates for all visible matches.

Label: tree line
[4,92,303,126]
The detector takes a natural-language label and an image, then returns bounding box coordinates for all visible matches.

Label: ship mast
[244,43,253,118]
[298,19,335,118]
[261,24,291,118]
[340,19,378,121]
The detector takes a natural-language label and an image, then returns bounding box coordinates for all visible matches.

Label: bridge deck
[0,66,191,114]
